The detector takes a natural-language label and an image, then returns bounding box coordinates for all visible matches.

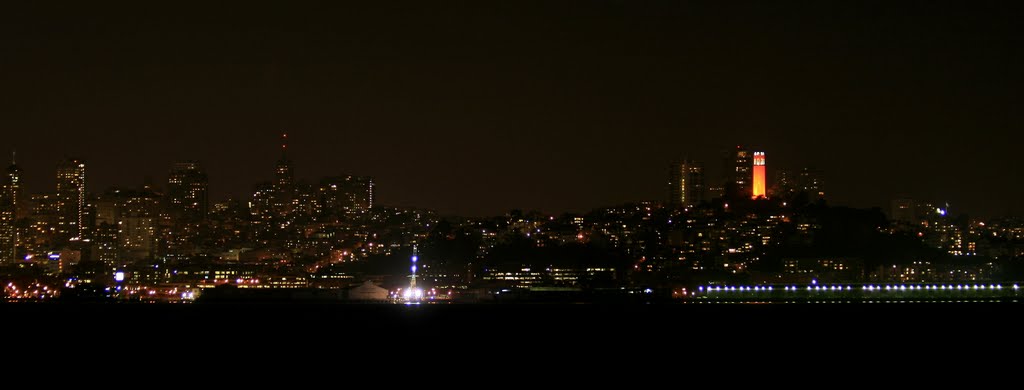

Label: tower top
[7,151,20,174]
[280,133,289,160]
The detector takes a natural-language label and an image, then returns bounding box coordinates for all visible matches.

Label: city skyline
[3,144,1019,300]
[0,137,1005,219]
[0,141,995,220]
[2,2,1022,217]
[4,2,1024,358]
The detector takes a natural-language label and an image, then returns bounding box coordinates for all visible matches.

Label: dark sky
[2,1,1022,217]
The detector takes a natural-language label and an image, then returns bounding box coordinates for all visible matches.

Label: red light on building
[752,151,766,199]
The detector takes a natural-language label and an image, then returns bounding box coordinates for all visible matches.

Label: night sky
[2,1,1021,217]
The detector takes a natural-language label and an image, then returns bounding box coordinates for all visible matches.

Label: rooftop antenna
[280,133,288,160]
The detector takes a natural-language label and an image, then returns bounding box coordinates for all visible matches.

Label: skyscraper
[93,188,159,262]
[27,194,59,254]
[774,169,794,198]
[774,167,824,201]
[273,134,295,217]
[891,198,915,224]
[56,158,87,241]
[724,146,752,200]
[92,190,120,266]
[797,167,824,199]
[293,183,320,218]
[752,151,766,199]
[167,161,209,221]
[667,160,705,208]
[119,190,160,262]
[249,182,276,239]
[320,175,375,216]
[0,154,21,264]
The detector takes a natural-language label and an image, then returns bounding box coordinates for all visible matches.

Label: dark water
[4,302,1019,341]
[3,302,1019,379]
[5,301,1020,372]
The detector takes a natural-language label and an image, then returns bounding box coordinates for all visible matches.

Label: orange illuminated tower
[752,151,766,199]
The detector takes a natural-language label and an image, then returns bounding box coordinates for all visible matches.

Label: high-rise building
[667,160,705,208]
[94,188,160,262]
[797,167,824,199]
[752,151,766,199]
[320,176,375,215]
[120,191,160,262]
[774,169,794,198]
[250,182,276,239]
[726,146,752,199]
[293,183,319,218]
[890,199,947,227]
[92,191,121,266]
[167,161,209,221]
[891,198,915,224]
[273,134,295,217]
[707,185,726,200]
[56,158,87,241]
[92,222,119,267]
[1,155,21,264]
[26,194,59,254]
[251,183,274,217]
[774,167,824,201]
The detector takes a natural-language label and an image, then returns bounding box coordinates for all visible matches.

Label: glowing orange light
[752,151,766,199]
